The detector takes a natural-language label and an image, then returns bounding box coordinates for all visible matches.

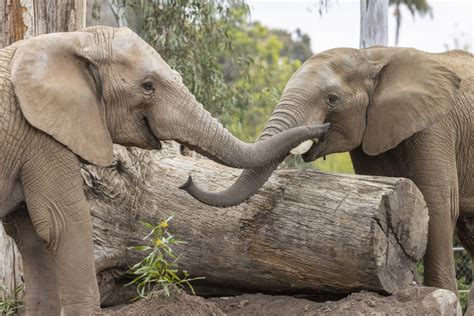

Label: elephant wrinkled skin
[186,47,473,311]
[0,26,328,315]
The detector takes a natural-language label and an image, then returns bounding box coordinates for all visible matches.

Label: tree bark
[81,144,428,305]
[360,0,388,48]
[0,0,85,301]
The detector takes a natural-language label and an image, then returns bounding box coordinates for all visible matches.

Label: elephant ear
[362,48,460,156]
[11,32,113,166]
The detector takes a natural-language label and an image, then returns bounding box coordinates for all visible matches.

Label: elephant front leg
[21,151,101,315]
[53,214,100,315]
[3,206,61,315]
[414,174,459,294]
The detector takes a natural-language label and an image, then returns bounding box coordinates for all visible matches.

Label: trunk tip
[308,122,330,142]
[320,122,330,141]
[178,175,193,191]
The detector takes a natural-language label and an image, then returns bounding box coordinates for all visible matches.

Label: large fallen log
[0,143,429,306]
[80,143,429,305]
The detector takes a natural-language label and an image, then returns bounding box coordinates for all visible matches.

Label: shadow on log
[80,143,429,306]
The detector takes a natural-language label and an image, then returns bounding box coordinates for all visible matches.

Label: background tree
[360,0,388,48]
[390,0,432,46]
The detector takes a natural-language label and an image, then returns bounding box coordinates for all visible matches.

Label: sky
[246,0,473,53]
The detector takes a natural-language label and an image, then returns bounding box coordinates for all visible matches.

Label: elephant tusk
[290,139,316,155]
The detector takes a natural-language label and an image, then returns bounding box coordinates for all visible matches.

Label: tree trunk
[81,144,428,306]
[0,0,85,302]
[360,0,388,48]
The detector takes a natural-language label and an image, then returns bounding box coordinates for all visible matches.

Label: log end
[373,178,429,293]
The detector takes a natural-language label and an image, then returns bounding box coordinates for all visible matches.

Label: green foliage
[127,217,203,299]
[128,0,251,126]
[313,153,355,174]
[224,22,310,141]
[416,260,424,281]
[0,284,23,315]
[279,153,354,174]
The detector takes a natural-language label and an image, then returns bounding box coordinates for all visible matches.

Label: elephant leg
[3,206,61,315]
[21,150,100,315]
[456,214,474,315]
[415,177,459,294]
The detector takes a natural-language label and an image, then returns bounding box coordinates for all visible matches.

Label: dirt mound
[103,286,460,316]
[102,290,223,316]
[212,286,460,315]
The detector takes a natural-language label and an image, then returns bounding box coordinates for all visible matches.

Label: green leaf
[140,221,155,230]
[126,215,203,300]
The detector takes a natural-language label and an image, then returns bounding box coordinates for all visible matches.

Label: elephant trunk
[179,163,279,207]
[169,87,326,169]
[180,88,318,207]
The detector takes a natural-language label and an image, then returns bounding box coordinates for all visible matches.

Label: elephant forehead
[290,63,342,89]
[111,38,167,74]
[111,36,136,53]
[307,50,365,76]
[111,37,150,61]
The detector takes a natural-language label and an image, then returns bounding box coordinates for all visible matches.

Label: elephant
[182,47,474,309]
[0,26,330,315]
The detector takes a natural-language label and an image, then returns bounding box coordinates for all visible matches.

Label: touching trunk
[180,163,279,207]
[180,89,315,207]
[169,88,326,169]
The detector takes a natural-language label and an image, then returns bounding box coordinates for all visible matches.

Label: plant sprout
[127,216,204,299]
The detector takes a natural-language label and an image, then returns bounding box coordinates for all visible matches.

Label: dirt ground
[103,286,461,315]
[102,290,223,316]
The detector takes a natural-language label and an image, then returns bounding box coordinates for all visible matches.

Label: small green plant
[127,217,203,299]
[0,284,23,315]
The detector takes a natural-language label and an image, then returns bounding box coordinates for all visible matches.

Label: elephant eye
[142,80,155,95]
[326,94,340,107]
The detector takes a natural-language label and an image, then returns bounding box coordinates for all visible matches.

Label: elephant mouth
[301,125,328,162]
[291,123,329,162]
[143,117,162,150]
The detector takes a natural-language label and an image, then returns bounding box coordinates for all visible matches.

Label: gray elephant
[182,47,474,309]
[0,26,329,315]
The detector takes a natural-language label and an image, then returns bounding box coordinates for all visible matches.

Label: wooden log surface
[0,227,22,298]
[81,143,429,305]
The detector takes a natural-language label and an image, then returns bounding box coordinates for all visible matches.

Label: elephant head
[10,26,328,173]
[182,47,460,207]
